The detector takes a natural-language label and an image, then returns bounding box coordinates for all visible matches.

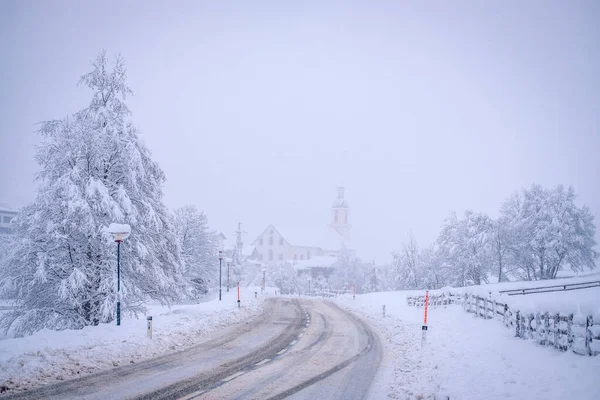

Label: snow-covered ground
[336,291,600,400]
[0,286,271,393]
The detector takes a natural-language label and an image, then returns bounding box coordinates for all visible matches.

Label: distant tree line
[263,183,598,296]
[392,184,598,290]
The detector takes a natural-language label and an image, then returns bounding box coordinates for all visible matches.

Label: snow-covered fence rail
[499,280,600,296]
[406,292,600,356]
[406,292,457,308]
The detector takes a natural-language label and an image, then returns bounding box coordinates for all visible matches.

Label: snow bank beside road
[337,291,600,400]
[0,287,266,394]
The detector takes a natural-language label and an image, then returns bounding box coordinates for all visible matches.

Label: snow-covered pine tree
[0,52,188,336]
[172,205,217,297]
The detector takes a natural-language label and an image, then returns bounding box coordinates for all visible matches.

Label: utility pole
[219,251,223,301]
[232,222,245,285]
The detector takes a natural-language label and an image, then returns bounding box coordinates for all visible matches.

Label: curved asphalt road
[2,298,382,400]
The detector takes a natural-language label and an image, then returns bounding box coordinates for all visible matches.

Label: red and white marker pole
[237,282,241,308]
[421,290,429,349]
[353,282,356,300]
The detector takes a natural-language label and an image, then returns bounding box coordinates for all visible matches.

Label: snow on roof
[0,203,18,214]
[260,224,349,251]
[293,255,338,270]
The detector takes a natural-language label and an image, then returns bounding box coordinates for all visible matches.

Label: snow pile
[336,291,600,400]
[0,287,266,393]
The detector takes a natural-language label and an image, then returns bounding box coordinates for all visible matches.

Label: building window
[300,254,304,260]
[307,251,310,259]
[268,235,273,246]
[345,214,348,224]
[269,249,273,261]
[294,254,297,260]
[259,253,263,261]
[279,254,283,261]
[279,238,284,246]
[3,216,12,224]
[259,238,263,246]
[334,211,339,224]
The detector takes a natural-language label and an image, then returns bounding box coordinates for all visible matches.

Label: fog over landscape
[2,1,599,262]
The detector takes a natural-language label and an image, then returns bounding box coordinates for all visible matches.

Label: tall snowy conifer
[0,53,187,336]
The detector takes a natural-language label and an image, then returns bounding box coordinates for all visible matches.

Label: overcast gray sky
[1,1,599,263]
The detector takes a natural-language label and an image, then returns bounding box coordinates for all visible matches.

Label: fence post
[568,314,574,351]
[493,299,497,320]
[586,315,592,356]
[528,313,535,340]
[553,313,560,350]
[483,297,488,319]
[503,304,509,327]
[515,311,521,338]
[544,312,549,347]
[535,312,541,344]
[475,296,479,318]
[147,316,153,339]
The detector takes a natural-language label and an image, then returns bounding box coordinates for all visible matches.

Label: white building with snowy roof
[251,187,352,265]
[0,203,18,236]
[293,255,338,279]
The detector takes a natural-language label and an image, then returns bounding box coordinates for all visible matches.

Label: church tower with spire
[330,186,351,241]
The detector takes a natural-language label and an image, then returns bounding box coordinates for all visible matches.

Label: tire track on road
[266,302,379,400]
[138,299,305,400]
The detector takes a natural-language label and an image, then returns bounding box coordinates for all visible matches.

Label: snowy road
[2,298,382,400]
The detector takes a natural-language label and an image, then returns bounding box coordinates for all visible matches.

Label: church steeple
[331,186,350,240]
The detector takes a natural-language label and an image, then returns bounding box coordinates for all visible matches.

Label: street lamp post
[227,262,230,292]
[308,278,311,297]
[219,251,223,301]
[261,268,266,294]
[105,223,131,326]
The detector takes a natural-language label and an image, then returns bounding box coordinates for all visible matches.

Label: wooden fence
[407,292,458,308]
[406,292,600,356]
[498,280,600,296]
